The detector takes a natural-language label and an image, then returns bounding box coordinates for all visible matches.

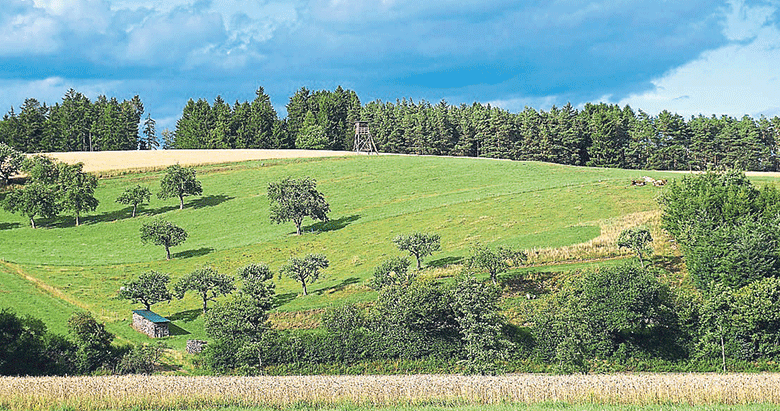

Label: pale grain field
[2,374,780,410]
[44,149,360,173]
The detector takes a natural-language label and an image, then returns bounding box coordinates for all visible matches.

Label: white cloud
[32,0,112,33]
[0,11,60,55]
[618,0,780,117]
[0,77,125,111]
[122,8,226,64]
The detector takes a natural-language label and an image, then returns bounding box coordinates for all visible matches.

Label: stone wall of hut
[132,312,169,338]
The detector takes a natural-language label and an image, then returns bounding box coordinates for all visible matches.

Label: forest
[1,87,779,172]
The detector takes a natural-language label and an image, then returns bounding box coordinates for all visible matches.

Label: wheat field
[45,149,359,173]
[2,373,780,410]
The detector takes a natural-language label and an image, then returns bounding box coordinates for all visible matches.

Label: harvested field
[45,149,359,173]
[2,373,780,410]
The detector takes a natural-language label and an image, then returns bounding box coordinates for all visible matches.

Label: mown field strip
[2,374,780,410]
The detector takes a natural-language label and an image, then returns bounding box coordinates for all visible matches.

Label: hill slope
[1,154,674,347]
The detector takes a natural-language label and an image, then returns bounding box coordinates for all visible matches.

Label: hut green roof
[132,309,170,323]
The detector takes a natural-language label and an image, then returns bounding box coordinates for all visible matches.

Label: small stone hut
[132,309,170,338]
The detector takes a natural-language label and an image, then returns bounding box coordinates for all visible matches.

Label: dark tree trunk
[301,280,308,295]
[179,196,184,210]
[165,245,171,260]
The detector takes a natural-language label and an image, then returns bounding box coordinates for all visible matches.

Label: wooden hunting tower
[353,121,378,154]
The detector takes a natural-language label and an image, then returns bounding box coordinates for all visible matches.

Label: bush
[659,170,780,290]
[117,343,165,374]
[67,311,119,374]
[0,308,54,375]
[533,264,683,370]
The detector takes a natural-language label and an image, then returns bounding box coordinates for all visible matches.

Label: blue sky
[1,0,779,131]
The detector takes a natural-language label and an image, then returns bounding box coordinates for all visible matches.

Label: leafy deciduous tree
[450,275,512,374]
[468,243,526,285]
[139,218,188,260]
[0,142,24,185]
[280,254,329,296]
[267,176,330,235]
[369,256,414,290]
[616,227,653,268]
[393,232,441,269]
[116,185,151,217]
[174,267,235,313]
[119,270,173,310]
[158,164,202,210]
[67,311,117,374]
[2,182,59,228]
[56,162,98,226]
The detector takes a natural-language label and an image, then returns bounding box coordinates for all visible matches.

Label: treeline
[363,101,780,171]
[169,89,780,171]
[167,86,360,151]
[4,86,780,171]
[0,89,155,153]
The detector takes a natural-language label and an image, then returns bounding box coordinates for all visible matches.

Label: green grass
[0,155,686,347]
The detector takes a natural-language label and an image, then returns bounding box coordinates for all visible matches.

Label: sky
[1,0,779,131]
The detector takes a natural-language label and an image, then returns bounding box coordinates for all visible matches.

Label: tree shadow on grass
[173,247,215,259]
[0,222,21,230]
[500,270,557,296]
[427,256,464,268]
[168,309,201,322]
[312,277,360,295]
[303,214,360,234]
[168,323,190,336]
[145,204,182,216]
[273,292,298,308]
[189,194,234,210]
[76,208,136,226]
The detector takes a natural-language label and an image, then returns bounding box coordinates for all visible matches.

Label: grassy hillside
[0,155,677,348]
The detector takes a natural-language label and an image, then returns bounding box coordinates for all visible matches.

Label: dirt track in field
[45,149,359,172]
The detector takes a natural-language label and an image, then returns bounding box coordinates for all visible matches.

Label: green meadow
[1,155,677,348]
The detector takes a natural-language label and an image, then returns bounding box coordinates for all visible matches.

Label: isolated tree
[57,162,99,226]
[280,254,329,296]
[0,143,24,185]
[139,218,188,260]
[116,185,151,217]
[617,227,653,268]
[393,232,441,269]
[468,243,527,285]
[2,182,59,228]
[174,267,235,313]
[158,164,202,210]
[119,271,173,310]
[267,176,329,235]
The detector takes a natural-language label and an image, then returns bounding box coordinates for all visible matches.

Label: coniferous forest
[2,86,780,172]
